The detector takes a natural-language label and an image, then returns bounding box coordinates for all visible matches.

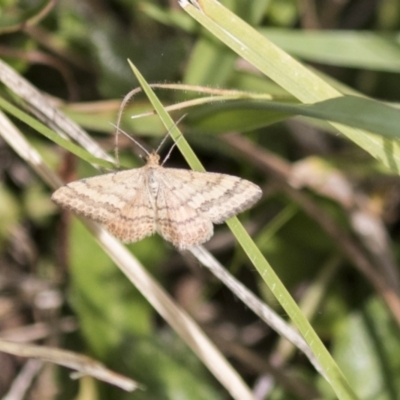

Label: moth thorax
[148,171,159,197]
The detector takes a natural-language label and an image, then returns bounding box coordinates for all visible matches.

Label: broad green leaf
[188,96,400,143]
[262,30,400,72]
[332,298,400,399]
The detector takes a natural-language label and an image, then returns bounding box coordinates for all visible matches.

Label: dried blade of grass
[2,359,43,400]
[0,59,112,162]
[0,339,138,392]
[189,246,325,378]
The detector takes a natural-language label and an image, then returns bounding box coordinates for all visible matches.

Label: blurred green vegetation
[1,0,400,399]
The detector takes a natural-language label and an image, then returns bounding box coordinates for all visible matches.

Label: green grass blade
[180,1,360,399]
[128,60,205,171]
[128,59,358,399]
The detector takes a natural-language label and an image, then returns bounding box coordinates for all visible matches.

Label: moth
[52,142,262,249]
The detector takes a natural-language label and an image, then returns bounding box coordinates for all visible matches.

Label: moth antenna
[155,113,187,155]
[110,123,150,158]
[154,132,171,156]
[115,88,143,167]
[161,135,183,166]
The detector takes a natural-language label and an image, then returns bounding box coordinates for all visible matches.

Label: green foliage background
[1,0,400,399]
